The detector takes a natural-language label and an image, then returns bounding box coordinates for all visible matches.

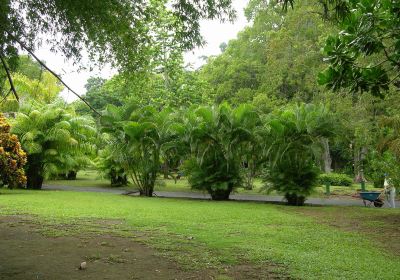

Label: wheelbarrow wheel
[373,199,384,208]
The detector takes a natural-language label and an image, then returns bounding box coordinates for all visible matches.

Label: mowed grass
[45,170,110,188]
[45,170,383,199]
[1,189,399,279]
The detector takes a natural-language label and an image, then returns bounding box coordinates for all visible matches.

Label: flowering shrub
[0,114,27,188]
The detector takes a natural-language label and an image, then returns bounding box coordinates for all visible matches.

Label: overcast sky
[34,0,249,102]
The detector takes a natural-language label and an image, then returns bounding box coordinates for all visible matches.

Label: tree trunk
[26,164,44,189]
[321,138,332,173]
[110,169,128,187]
[285,193,306,206]
[243,160,256,190]
[209,183,233,200]
[110,169,117,186]
[210,190,231,200]
[67,170,77,180]
[354,146,367,183]
[162,162,169,179]
[140,184,154,197]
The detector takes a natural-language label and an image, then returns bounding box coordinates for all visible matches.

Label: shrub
[97,147,128,187]
[318,173,353,186]
[0,114,27,188]
[262,104,335,206]
[365,151,400,188]
[263,155,320,206]
[183,104,260,200]
[101,105,176,196]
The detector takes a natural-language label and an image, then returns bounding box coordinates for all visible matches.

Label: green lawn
[45,170,110,188]
[1,189,399,279]
[45,170,383,199]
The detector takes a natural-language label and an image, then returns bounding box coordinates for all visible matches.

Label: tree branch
[0,54,19,101]
[4,30,101,116]
[383,47,400,68]
[384,72,400,86]
[0,88,12,105]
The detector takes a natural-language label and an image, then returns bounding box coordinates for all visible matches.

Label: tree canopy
[0,0,235,72]
[199,0,335,106]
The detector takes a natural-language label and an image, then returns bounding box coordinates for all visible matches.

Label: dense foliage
[0,55,63,111]
[11,102,96,189]
[97,145,128,187]
[0,0,234,74]
[316,0,400,96]
[199,1,335,106]
[262,104,335,205]
[318,173,353,187]
[183,103,260,200]
[0,113,27,188]
[100,104,178,196]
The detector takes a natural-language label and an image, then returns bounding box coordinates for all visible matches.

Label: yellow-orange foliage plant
[0,113,27,188]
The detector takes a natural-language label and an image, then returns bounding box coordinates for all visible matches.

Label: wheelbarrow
[359,191,384,207]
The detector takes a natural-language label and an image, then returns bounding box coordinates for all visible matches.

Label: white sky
[33,0,249,102]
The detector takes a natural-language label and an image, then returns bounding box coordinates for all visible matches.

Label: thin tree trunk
[67,170,77,180]
[321,138,332,173]
[354,146,367,182]
[162,162,169,179]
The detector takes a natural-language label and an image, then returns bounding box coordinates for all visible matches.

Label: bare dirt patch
[0,216,201,280]
[291,207,400,256]
[0,216,288,280]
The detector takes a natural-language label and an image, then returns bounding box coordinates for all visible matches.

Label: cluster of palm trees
[100,101,334,205]
[6,99,334,205]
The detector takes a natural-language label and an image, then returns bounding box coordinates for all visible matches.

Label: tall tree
[273,0,400,96]
[199,0,335,106]
[0,0,235,110]
[0,0,235,71]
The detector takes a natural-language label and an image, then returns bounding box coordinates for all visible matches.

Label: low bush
[318,173,353,186]
[0,114,27,188]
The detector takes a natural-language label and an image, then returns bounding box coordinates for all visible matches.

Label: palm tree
[101,104,177,196]
[11,102,96,189]
[97,144,128,187]
[183,103,260,200]
[262,103,335,205]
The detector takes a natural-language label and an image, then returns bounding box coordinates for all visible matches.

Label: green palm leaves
[11,102,96,189]
[263,103,335,205]
[100,102,334,203]
[101,104,176,196]
[183,103,260,200]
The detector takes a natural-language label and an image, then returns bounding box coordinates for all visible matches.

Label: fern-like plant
[101,104,178,196]
[183,103,260,200]
[262,103,335,205]
[11,102,96,189]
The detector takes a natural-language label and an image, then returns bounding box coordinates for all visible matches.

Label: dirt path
[0,216,289,280]
[43,184,373,207]
[0,216,210,280]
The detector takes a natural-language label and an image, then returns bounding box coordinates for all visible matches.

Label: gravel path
[42,184,371,207]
